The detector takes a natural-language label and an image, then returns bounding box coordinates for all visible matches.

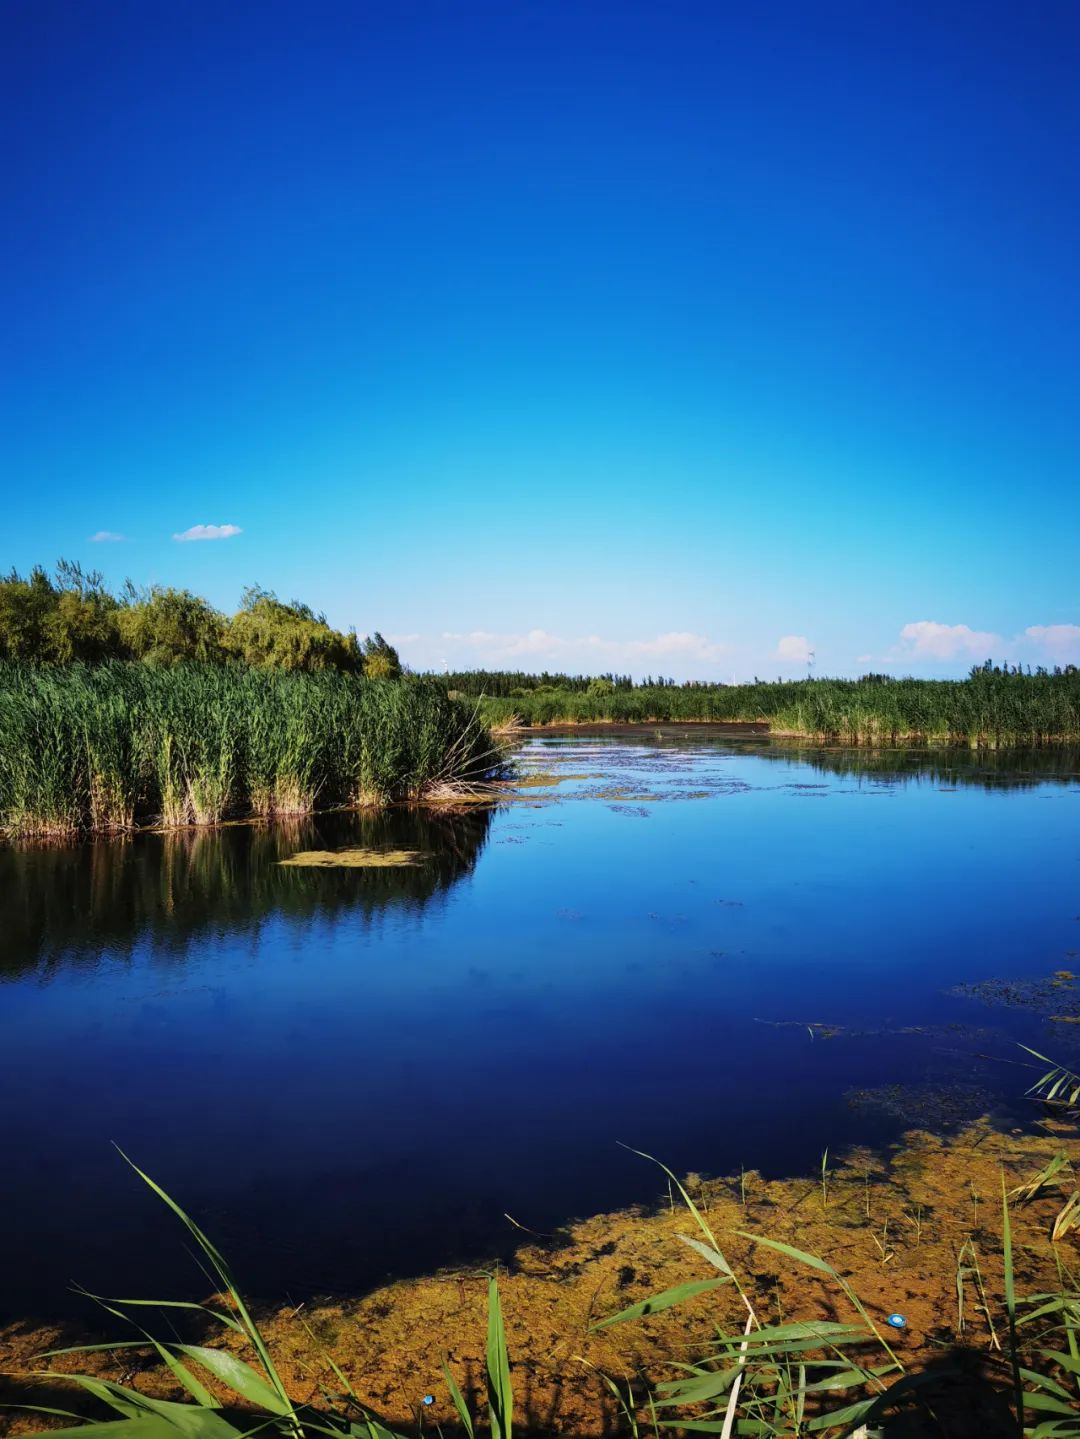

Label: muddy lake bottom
[2,735,1080,1427]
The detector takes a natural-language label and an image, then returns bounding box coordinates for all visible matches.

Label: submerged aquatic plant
[955,1239,1000,1350]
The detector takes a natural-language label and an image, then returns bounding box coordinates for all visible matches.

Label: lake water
[2,733,1079,1322]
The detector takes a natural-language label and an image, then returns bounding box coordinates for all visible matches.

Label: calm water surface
[2,735,1079,1320]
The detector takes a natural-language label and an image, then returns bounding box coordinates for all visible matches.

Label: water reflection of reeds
[755,742,1080,791]
[0,806,493,981]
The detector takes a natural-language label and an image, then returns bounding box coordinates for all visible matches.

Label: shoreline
[516,719,769,737]
[514,718,1079,748]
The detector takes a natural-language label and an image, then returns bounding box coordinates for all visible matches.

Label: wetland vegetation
[462,667,1080,747]
[3,710,1080,1439]
[0,564,503,840]
[0,662,501,839]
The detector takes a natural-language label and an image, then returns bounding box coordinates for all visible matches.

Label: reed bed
[0,662,503,840]
[476,668,1080,746]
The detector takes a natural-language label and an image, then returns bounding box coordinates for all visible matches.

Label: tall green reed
[0,662,502,839]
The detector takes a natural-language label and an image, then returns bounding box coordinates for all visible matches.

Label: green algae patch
[279,846,425,868]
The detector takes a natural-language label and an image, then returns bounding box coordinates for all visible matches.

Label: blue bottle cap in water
[886,1313,907,1329]
[422,1396,434,1406]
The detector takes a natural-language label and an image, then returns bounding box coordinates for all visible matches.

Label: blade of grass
[1002,1172,1026,1436]
[592,1279,726,1330]
[486,1275,512,1439]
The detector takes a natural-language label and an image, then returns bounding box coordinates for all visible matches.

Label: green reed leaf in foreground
[440,1359,475,1439]
[113,1147,299,1428]
[486,1273,513,1439]
[592,1277,727,1331]
[6,1420,217,1439]
[1020,1047,1080,1111]
[1001,1173,1029,1439]
[734,1231,903,1372]
[439,1282,516,1439]
[173,1347,293,1416]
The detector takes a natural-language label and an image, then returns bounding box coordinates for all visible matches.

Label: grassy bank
[474,667,1080,745]
[0,662,502,840]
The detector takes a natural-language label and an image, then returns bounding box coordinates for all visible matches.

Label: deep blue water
[2,735,1079,1321]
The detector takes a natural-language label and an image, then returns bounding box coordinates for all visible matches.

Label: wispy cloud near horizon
[398,627,730,675]
[88,530,126,543]
[173,524,242,543]
[391,618,1080,680]
[774,635,813,664]
[875,619,1080,668]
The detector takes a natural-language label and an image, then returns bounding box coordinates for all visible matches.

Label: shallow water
[2,734,1079,1321]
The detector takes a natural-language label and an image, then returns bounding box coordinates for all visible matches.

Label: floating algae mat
[279,847,426,868]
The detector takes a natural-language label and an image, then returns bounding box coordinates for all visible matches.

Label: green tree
[361,630,402,679]
[0,560,121,662]
[117,584,228,665]
[226,587,362,672]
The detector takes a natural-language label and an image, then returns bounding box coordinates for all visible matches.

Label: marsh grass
[0,663,504,840]
[476,667,1080,746]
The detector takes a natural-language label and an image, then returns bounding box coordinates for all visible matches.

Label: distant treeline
[0,561,400,676]
[473,665,1080,746]
[441,669,640,696]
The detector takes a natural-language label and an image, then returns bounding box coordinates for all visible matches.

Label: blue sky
[3,1,1078,680]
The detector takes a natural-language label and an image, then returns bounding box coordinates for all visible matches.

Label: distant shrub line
[0,663,502,840]
[471,664,1080,745]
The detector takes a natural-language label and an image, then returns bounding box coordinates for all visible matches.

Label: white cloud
[173,523,242,543]
[620,631,728,662]
[1021,624,1080,664]
[896,620,1001,661]
[429,627,728,673]
[386,617,1080,681]
[88,530,126,543]
[774,635,813,664]
[870,619,1080,670]
[441,628,563,658]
